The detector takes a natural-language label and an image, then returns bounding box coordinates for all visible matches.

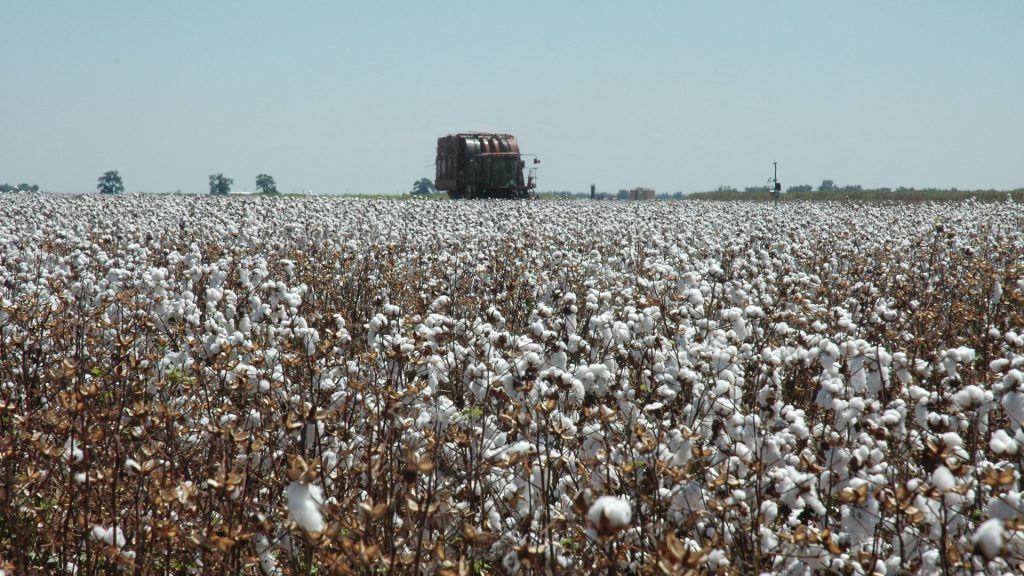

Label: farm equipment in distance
[435,132,538,199]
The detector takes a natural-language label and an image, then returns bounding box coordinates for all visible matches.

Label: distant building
[628,187,656,201]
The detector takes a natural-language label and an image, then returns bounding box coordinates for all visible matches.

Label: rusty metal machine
[435,132,538,199]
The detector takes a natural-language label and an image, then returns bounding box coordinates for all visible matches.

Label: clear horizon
[3,1,1022,195]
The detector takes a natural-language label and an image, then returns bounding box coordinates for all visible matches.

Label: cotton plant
[1,194,1024,573]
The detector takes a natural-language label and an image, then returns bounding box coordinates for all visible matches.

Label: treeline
[3,172,285,195]
[0,182,41,193]
[689,180,1024,202]
[538,190,688,200]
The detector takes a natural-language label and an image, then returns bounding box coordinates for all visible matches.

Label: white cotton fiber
[991,429,1018,455]
[64,437,84,464]
[286,482,324,533]
[1003,391,1024,431]
[91,525,126,549]
[254,534,281,575]
[588,495,632,532]
[972,518,1004,559]
[932,466,955,492]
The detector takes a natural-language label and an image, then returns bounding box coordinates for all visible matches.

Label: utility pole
[769,162,781,203]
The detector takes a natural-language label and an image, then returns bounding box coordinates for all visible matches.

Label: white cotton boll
[991,279,1003,306]
[932,466,955,492]
[205,287,223,304]
[283,291,302,308]
[990,358,1010,373]
[64,437,84,464]
[841,496,880,546]
[948,347,975,364]
[587,495,632,536]
[972,518,1005,560]
[91,525,127,549]
[1004,370,1024,390]
[986,491,1023,520]
[940,432,963,450]
[669,433,692,467]
[991,429,1018,455]
[1002,391,1024,431]
[954,385,987,410]
[286,482,324,533]
[254,534,281,576]
[468,379,488,402]
[567,379,585,406]
[921,549,940,574]
[732,316,747,341]
[429,295,450,311]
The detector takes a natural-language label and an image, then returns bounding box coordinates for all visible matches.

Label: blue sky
[2,1,1021,194]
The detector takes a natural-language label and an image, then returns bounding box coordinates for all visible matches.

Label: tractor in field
[435,132,538,199]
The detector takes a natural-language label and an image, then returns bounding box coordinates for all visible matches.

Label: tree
[1,182,39,192]
[97,170,124,195]
[209,173,233,195]
[255,174,278,194]
[411,177,436,195]
[786,184,813,193]
[819,179,835,193]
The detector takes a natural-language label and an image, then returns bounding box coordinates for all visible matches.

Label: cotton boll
[920,549,941,574]
[932,466,955,493]
[953,385,988,410]
[986,491,1023,520]
[91,525,127,549]
[64,437,84,464]
[286,482,324,533]
[939,432,963,452]
[587,496,632,537]
[991,358,1010,373]
[841,497,881,548]
[567,378,586,406]
[972,518,1005,560]
[429,295,450,312]
[991,279,1003,306]
[1002,391,1024,431]
[991,429,1018,455]
[254,534,281,576]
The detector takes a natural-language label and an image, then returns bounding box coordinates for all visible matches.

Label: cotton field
[1,194,1023,575]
